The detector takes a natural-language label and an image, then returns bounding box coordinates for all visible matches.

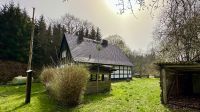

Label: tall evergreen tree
[89,27,96,40]
[47,24,52,44]
[96,27,101,41]
[0,3,32,62]
[51,24,66,63]
[33,15,49,67]
[84,28,89,38]
[77,27,84,44]
[52,24,62,51]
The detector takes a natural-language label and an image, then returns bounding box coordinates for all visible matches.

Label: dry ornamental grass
[40,65,89,106]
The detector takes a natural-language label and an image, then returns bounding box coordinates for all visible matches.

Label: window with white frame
[111,65,132,79]
[62,50,66,58]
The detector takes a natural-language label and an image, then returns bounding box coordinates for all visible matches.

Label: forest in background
[0,3,103,67]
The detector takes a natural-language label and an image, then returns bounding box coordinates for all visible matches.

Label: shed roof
[156,61,200,72]
[156,61,200,66]
[63,33,133,66]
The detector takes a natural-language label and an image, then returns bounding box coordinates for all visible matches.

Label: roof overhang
[75,60,133,67]
[89,64,116,73]
[156,62,200,73]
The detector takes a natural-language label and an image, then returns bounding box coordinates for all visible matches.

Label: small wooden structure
[157,62,200,109]
[86,65,115,94]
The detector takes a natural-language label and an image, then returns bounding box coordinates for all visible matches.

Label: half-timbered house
[60,33,134,80]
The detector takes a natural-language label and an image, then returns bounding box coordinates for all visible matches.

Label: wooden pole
[97,51,99,93]
[25,8,35,104]
[161,68,167,104]
[27,8,35,70]
[96,43,101,93]
[97,64,99,93]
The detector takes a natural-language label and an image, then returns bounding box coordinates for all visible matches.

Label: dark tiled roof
[64,33,133,66]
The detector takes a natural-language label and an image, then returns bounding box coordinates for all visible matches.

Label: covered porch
[85,65,115,94]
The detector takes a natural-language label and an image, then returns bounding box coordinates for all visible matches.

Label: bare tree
[106,34,132,56]
[61,14,80,34]
[154,0,200,62]
[60,14,95,35]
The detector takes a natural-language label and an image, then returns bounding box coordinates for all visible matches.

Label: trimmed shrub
[40,65,89,106]
[0,60,27,84]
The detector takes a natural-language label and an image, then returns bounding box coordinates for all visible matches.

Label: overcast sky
[0,0,160,52]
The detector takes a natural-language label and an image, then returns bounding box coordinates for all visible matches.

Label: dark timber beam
[123,66,124,78]
[161,68,167,104]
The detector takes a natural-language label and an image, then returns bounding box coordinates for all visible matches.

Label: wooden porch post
[161,68,167,104]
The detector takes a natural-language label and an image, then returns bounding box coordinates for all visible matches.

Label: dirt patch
[168,96,200,110]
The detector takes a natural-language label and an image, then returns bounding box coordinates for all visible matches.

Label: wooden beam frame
[119,65,121,78]
[128,66,129,78]
[123,66,124,78]
[161,68,167,104]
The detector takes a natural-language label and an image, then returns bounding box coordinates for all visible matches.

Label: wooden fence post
[161,68,167,104]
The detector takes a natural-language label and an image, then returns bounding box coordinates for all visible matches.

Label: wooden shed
[157,62,200,109]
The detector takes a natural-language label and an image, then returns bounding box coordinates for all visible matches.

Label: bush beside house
[40,65,89,106]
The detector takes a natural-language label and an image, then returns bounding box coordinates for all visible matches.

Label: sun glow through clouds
[105,0,139,15]
[105,0,119,12]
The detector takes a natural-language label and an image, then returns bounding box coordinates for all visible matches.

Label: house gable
[60,34,73,63]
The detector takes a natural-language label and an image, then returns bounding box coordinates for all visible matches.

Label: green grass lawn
[0,78,195,112]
